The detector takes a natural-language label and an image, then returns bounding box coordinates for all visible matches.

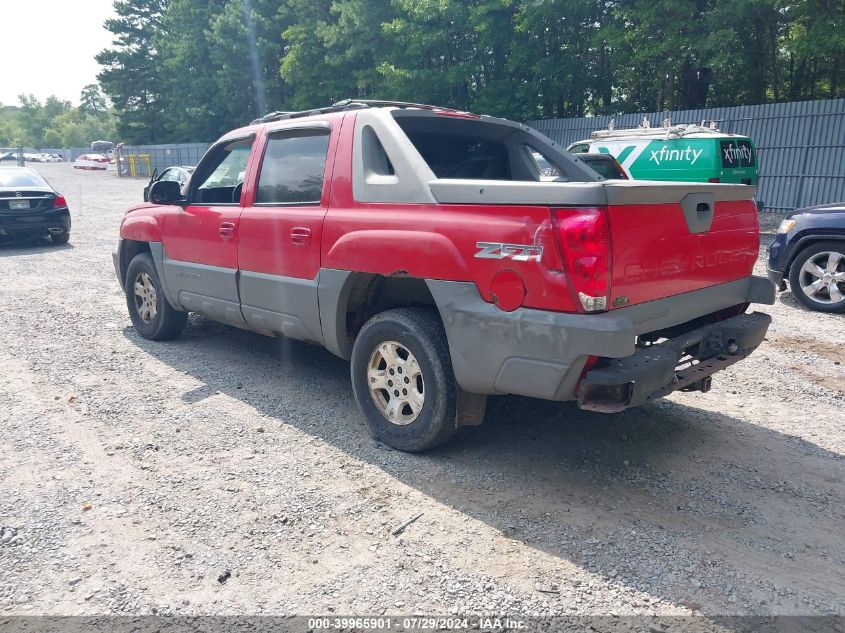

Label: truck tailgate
[603,182,759,308]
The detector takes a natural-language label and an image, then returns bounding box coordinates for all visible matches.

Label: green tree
[207,0,292,122]
[93,0,844,139]
[97,0,168,143]
[80,84,108,115]
[15,94,72,146]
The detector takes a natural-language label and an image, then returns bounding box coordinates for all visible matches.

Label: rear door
[161,135,254,327]
[237,122,336,342]
[718,137,757,184]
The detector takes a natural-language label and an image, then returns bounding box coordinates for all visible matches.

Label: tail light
[552,207,611,312]
[53,195,67,208]
[611,157,628,179]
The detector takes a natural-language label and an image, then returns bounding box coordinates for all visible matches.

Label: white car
[73,154,110,170]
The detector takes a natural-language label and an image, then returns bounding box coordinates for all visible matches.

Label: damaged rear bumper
[578,311,771,412]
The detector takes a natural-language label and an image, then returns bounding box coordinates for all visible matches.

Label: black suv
[767,202,845,312]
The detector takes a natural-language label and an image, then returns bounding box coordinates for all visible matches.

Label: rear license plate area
[9,200,30,210]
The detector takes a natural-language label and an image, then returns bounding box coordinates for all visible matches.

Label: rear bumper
[0,209,70,237]
[426,276,775,401]
[578,311,771,412]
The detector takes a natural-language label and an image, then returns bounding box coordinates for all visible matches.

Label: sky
[0,0,116,107]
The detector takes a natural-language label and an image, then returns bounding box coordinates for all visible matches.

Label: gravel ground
[0,164,843,621]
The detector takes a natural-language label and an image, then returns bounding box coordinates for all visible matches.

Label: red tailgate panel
[607,199,759,307]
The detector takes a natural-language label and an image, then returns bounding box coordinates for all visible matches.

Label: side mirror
[148,180,184,205]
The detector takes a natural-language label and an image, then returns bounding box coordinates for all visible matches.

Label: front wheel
[125,252,188,340]
[788,241,845,313]
[350,308,458,452]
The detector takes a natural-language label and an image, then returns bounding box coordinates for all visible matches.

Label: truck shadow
[125,317,844,619]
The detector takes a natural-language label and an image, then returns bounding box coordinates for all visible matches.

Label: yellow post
[128,154,137,177]
[139,154,152,177]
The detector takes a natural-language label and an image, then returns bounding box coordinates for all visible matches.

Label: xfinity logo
[475,242,543,262]
[649,145,704,166]
[723,144,753,163]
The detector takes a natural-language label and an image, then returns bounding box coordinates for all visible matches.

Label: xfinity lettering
[648,145,704,166]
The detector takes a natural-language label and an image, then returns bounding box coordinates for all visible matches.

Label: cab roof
[221,100,481,140]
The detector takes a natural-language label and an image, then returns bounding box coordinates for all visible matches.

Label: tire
[788,241,845,313]
[51,231,70,245]
[124,252,188,340]
[350,307,458,452]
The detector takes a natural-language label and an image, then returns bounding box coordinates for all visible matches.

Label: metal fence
[66,143,211,176]
[529,97,845,212]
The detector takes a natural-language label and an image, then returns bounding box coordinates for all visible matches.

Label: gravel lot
[1,163,843,621]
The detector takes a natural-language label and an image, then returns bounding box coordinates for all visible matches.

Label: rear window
[720,139,755,168]
[401,131,510,180]
[580,155,626,179]
[392,113,600,183]
[0,170,47,187]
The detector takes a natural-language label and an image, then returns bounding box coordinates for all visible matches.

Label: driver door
[161,135,255,327]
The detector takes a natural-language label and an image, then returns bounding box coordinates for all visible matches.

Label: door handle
[219,222,236,239]
[290,227,312,245]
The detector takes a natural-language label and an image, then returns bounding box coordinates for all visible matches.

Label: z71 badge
[475,242,543,262]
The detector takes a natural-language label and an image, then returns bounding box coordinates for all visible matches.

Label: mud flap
[456,390,487,427]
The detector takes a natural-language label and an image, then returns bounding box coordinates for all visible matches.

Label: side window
[192,138,254,205]
[525,145,566,181]
[255,129,330,205]
[526,147,560,178]
[362,125,395,178]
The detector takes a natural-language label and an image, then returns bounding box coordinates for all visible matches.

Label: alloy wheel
[367,341,424,425]
[798,251,845,304]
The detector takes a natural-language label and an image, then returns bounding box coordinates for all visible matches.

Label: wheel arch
[118,240,178,307]
[318,270,437,360]
[785,234,845,276]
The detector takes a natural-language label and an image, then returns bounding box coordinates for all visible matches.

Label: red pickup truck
[114,100,774,451]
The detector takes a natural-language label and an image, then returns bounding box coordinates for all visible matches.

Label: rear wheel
[125,252,188,340]
[350,308,458,452]
[788,242,845,313]
[51,231,70,245]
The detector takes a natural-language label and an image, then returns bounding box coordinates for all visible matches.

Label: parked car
[767,202,845,312]
[143,166,195,202]
[0,152,21,162]
[74,154,110,170]
[567,122,757,185]
[113,100,774,452]
[35,153,62,163]
[0,166,71,244]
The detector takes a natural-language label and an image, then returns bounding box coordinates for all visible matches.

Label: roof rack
[590,122,726,141]
[250,99,472,125]
[250,102,369,125]
[331,99,469,113]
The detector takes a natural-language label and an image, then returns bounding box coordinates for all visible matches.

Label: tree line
[0,85,117,149]
[17,0,845,147]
